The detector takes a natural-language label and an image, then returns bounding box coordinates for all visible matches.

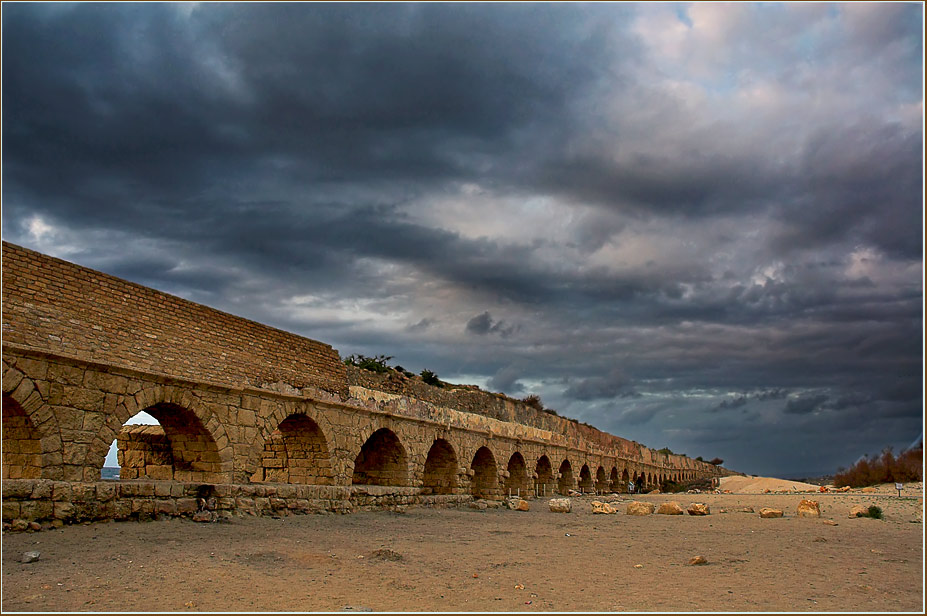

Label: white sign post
[895,482,903,497]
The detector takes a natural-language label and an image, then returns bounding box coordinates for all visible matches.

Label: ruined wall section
[348,367,651,463]
[1,242,346,394]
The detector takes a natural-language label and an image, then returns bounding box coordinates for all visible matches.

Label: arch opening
[504,452,529,497]
[535,455,554,496]
[114,403,224,483]
[423,438,458,495]
[557,459,574,494]
[609,467,619,493]
[470,447,500,500]
[352,428,409,487]
[253,414,333,485]
[578,464,594,493]
[2,395,43,479]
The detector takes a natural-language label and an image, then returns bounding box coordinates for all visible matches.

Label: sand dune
[719,475,822,493]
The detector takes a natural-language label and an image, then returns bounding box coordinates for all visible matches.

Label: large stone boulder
[687,503,710,516]
[549,498,572,513]
[505,498,530,511]
[626,501,655,516]
[759,507,783,518]
[797,499,821,518]
[591,501,617,514]
[656,501,685,515]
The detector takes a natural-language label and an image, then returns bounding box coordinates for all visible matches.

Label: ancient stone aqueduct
[2,241,724,523]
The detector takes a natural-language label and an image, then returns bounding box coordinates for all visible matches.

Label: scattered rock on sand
[469,500,488,511]
[739,507,755,513]
[849,505,869,518]
[861,487,877,493]
[626,501,655,516]
[759,508,783,518]
[11,519,29,532]
[656,502,685,515]
[591,501,617,514]
[192,510,217,523]
[687,555,708,565]
[687,503,710,516]
[549,498,572,513]
[797,500,821,518]
[505,498,530,511]
[822,519,838,526]
[21,551,41,564]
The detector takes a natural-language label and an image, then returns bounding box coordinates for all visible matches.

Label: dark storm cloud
[564,370,638,401]
[465,312,516,338]
[1,3,922,477]
[784,394,830,415]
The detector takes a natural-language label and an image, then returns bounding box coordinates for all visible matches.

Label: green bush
[865,505,883,519]
[343,354,393,373]
[420,369,441,387]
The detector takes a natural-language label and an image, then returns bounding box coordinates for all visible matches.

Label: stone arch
[609,467,619,492]
[352,428,409,487]
[422,438,458,495]
[558,459,574,494]
[252,413,333,485]
[595,466,608,493]
[579,463,594,492]
[91,385,233,483]
[2,395,43,479]
[504,451,529,497]
[245,400,337,482]
[470,446,500,500]
[115,402,227,483]
[535,455,554,496]
[1,364,62,479]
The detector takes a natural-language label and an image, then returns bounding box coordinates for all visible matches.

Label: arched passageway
[423,438,458,495]
[352,428,409,486]
[535,455,554,496]
[579,464,594,493]
[470,447,500,500]
[504,452,529,497]
[558,459,574,494]
[621,468,630,492]
[610,467,619,492]
[2,395,42,479]
[254,414,333,484]
[115,403,224,483]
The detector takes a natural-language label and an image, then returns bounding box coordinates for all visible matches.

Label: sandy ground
[1,481,923,613]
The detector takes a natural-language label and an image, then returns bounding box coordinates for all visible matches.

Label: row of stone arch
[1,359,704,490]
[3,389,699,496]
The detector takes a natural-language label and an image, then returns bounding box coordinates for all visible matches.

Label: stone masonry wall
[1,241,347,394]
[117,425,174,481]
[2,478,469,525]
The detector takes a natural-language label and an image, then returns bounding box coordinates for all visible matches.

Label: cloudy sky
[3,2,923,477]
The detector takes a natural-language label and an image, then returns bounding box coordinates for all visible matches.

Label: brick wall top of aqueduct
[2,242,346,394]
